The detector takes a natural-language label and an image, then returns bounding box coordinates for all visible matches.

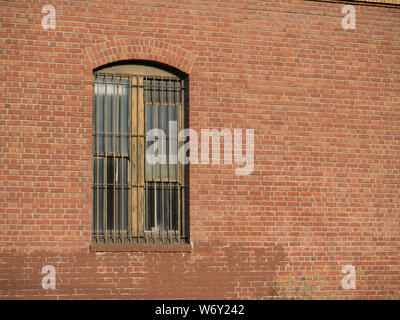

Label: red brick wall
[1,0,399,299]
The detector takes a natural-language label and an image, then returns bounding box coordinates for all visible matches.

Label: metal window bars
[92,73,186,244]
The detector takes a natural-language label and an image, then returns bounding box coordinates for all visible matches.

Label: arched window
[92,62,187,244]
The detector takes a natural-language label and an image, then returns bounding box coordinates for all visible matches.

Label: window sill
[90,243,192,253]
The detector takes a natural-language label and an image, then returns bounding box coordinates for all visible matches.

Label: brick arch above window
[86,38,197,75]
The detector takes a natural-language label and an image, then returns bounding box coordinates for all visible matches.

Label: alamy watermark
[342,5,356,30]
[41,5,56,30]
[146,122,254,175]
[341,265,356,290]
[41,265,56,290]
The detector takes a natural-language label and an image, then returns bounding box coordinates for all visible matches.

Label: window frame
[92,63,188,245]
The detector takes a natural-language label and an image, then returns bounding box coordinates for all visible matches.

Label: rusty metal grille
[92,73,186,244]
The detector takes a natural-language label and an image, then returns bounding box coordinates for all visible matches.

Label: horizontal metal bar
[95,73,183,81]
[93,132,130,135]
[93,133,145,138]
[93,153,129,157]
[93,183,184,188]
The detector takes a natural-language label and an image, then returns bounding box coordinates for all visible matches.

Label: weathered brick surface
[0,0,399,299]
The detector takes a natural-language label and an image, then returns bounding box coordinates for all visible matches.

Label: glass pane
[94,78,129,155]
[144,103,178,181]
[164,187,169,231]
[178,81,182,103]
[93,77,128,239]
[94,135,105,155]
[92,186,97,232]
[145,104,154,180]
[171,184,178,231]
[94,87,98,133]
[107,134,113,153]
[107,185,114,231]
[98,84,105,133]
[122,136,128,155]
[122,85,129,134]
[93,158,98,184]
[95,155,130,234]
[107,85,113,153]
[124,187,129,232]
[114,157,128,185]
[144,182,179,234]
[161,106,168,179]
[124,158,129,184]
[98,186,104,232]
[162,81,168,104]
[156,185,162,232]
[156,105,162,180]
[116,185,121,231]
[123,84,129,154]
[117,157,122,185]
[93,157,104,184]
[115,86,120,154]
[145,183,155,231]
[145,80,152,102]
[115,83,129,155]
[155,79,160,104]
[170,106,177,180]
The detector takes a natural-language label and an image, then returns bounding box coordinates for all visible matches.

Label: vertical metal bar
[138,78,141,242]
[161,77,165,243]
[96,81,100,243]
[154,184,157,242]
[179,80,186,241]
[180,79,185,242]
[137,76,145,242]
[128,75,132,242]
[113,77,117,243]
[130,75,137,240]
[144,77,149,243]
[93,80,98,242]
[152,78,157,241]
[92,79,95,241]
[124,77,129,242]
[104,78,108,243]
[176,80,181,242]
[168,79,172,243]
[120,79,124,241]
[92,81,95,242]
